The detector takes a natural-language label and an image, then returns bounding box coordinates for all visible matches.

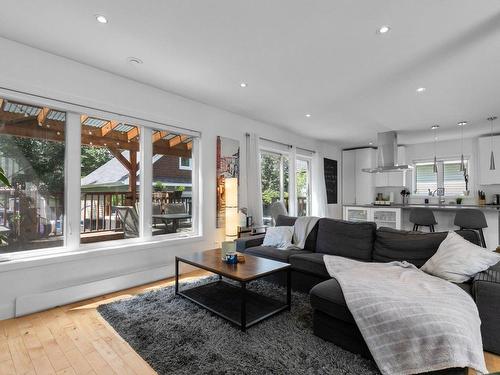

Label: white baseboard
[15,264,175,318]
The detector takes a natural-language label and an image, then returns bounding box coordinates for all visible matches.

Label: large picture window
[0,91,200,258]
[0,98,66,252]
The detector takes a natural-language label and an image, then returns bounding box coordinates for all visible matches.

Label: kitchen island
[343,204,500,248]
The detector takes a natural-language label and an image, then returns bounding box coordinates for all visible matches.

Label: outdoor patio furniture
[153,203,190,233]
[115,206,139,238]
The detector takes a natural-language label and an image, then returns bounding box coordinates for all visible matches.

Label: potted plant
[174,185,185,199]
[400,189,410,205]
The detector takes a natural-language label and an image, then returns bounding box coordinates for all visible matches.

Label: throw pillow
[421,231,500,283]
[262,226,294,250]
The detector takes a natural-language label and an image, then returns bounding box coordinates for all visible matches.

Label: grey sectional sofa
[235,215,500,365]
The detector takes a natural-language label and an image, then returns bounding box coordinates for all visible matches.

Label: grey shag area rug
[98,277,379,375]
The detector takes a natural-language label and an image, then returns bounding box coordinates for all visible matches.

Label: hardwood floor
[0,271,498,375]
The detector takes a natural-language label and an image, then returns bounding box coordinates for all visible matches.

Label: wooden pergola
[0,98,193,204]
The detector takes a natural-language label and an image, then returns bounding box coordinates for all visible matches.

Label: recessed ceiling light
[305,114,312,118]
[128,57,143,64]
[240,82,247,88]
[95,15,108,24]
[377,25,391,34]
[368,141,373,145]
[457,121,468,126]
[416,87,426,93]
[431,125,439,130]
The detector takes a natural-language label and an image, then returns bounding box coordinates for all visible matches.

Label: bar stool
[454,209,488,248]
[409,208,437,232]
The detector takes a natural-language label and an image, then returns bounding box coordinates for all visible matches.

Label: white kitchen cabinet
[478,135,500,185]
[370,207,402,229]
[343,206,370,222]
[343,206,402,229]
[342,148,376,204]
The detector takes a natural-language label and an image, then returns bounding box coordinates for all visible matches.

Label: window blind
[415,163,437,195]
[443,161,466,196]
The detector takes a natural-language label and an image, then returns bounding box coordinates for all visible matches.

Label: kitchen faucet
[428,189,446,204]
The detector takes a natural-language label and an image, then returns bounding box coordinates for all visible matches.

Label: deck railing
[81,191,192,233]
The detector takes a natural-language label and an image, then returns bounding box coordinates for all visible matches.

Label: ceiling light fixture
[457,121,467,171]
[368,141,373,145]
[488,116,497,170]
[95,15,108,24]
[416,87,426,93]
[128,57,143,65]
[431,125,439,173]
[305,114,311,118]
[240,82,247,88]
[377,25,391,34]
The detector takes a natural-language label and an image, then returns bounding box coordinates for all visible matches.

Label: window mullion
[140,127,152,239]
[65,112,81,250]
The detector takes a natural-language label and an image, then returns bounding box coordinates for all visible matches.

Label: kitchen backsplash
[375,185,500,205]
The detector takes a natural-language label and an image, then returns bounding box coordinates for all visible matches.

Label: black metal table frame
[175,256,291,332]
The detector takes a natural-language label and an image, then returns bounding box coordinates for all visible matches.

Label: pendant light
[488,116,497,171]
[431,125,439,173]
[458,121,467,171]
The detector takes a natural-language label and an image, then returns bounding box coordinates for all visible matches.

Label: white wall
[0,37,342,318]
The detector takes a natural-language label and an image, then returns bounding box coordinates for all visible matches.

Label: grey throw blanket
[323,255,487,375]
[288,216,319,250]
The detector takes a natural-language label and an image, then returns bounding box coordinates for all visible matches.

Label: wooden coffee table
[175,249,291,331]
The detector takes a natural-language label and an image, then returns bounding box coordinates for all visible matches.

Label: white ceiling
[0,0,500,147]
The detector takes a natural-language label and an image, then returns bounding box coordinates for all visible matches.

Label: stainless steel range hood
[362,131,413,173]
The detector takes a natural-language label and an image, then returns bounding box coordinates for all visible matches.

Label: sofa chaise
[235,215,500,364]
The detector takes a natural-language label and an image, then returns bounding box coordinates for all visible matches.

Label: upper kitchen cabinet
[374,146,408,187]
[478,135,500,185]
[342,148,376,204]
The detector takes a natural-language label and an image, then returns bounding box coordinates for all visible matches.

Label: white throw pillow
[263,226,294,250]
[421,231,500,283]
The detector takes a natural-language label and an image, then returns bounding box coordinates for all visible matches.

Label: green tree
[0,136,65,194]
[260,153,289,205]
[81,146,113,177]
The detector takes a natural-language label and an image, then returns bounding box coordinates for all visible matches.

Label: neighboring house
[81,151,192,192]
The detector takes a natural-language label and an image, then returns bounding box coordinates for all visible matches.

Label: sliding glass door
[260,150,289,225]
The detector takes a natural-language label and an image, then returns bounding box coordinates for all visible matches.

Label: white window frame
[178,157,192,170]
[0,88,202,263]
[258,143,314,218]
[412,157,470,197]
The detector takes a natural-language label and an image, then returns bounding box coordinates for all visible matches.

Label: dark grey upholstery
[409,207,437,232]
[410,207,437,225]
[473,263,500,353]
[289,253,330,278]
[373,228,480,267]
[454,209,488,229]
[315,219,376,261]
[310,278,354,324]
[454,209,489,247]
[244,246,311,262]
[235,234,265,251]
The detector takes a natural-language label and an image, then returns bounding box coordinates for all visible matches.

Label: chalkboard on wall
[324,158,338,204]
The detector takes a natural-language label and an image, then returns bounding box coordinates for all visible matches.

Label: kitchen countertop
[344,203,500,211]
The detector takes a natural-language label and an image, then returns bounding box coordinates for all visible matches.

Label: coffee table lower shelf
[177,279,289,331]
